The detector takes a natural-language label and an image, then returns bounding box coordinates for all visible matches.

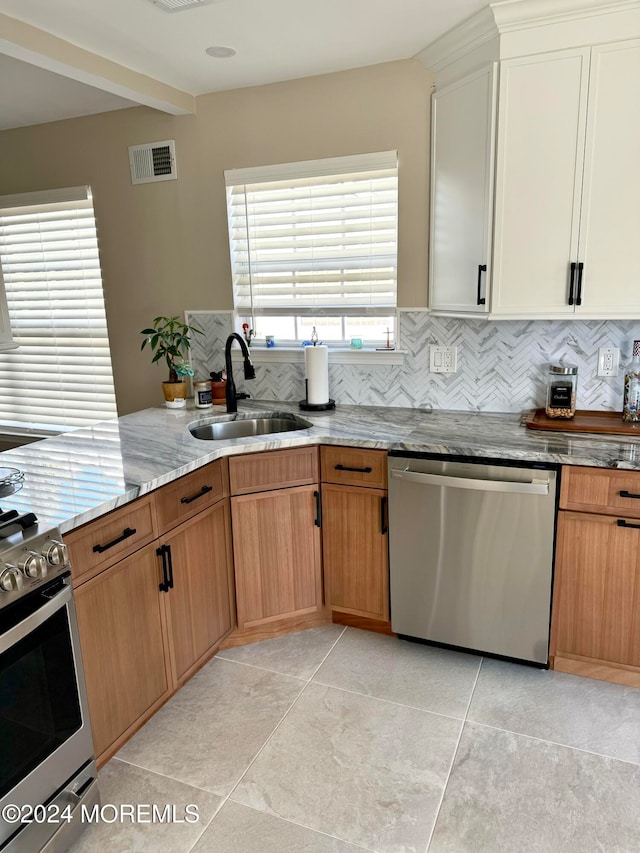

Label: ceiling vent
[150,0,217,12]
[129,140,177,185]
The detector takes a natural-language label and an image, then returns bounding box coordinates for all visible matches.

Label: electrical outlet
[598,347,619,377]
[429,345,457,374]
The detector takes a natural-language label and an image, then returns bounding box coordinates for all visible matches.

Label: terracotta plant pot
[211,380,227,405]
[162,381,187,408]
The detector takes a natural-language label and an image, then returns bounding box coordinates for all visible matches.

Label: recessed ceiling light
[152,0,218,11]
[205,46,237,59]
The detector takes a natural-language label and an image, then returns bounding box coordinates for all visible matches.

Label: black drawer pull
[93,527,137,553]
[380,495,388,535]
[314,490,322,527]
[617,519,640,530]
[180,485,213,504]
[619,490,640,500]
[335,464,372,474]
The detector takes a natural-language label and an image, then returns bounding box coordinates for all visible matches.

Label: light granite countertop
[1,400,640,534]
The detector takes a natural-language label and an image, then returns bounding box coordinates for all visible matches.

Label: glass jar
[546,365,578,419]
[193,380,212,409]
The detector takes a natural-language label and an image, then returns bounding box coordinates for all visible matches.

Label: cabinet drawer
[560,466,640,518]
[321,446,387,489]
[66,495,157,585]
[155,459,228,533]
[229,447,318,495]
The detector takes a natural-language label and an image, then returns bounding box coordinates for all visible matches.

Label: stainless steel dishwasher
[388,454,558,665]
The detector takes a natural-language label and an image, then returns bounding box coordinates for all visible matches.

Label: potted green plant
[140,315,203,408]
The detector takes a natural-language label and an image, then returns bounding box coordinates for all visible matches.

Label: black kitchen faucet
[224,333,256,413]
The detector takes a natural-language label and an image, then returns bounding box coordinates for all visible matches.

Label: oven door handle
[0,583,72,654]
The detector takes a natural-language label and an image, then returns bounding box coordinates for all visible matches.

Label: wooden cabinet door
[74,544,171,759]
[161,500,234,684]
[322,484,389,621]
[232,485,322,630]
[551,510,640,669]
[430,64,497,315]
[491,48,590,316]
[575,39,640,316]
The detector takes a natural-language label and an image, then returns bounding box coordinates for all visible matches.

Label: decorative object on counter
[140,315,203,408]
[622,340,640,423]
[193,380,212,409]
[545,364,578,419]
[241,322,254,347]
[265,335,275,348]
[525,409,640,435]
[209,369,227,405]
[376,326,396,351]
[0,467,24,498]
[299,327,335,412]
[350,336,363,349]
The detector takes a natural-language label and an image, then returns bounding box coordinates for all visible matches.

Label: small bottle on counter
[545,365,578,419]
[622,340,640,423]
[193,380,213,409]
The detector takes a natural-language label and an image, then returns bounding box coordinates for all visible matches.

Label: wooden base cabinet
[74,543,172,759]
[232,485,323,630]
[551,509,640,688]
[160,500,234,686]
[322,484,389,621]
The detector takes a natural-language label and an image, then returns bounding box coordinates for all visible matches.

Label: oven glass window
[0,606,82,798]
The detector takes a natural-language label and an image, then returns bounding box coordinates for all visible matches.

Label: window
[225,151,398,346]
[0,186,117,435]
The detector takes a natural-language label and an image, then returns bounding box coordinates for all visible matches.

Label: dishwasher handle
[391,468,550,496]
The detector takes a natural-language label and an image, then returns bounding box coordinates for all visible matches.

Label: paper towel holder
[299,398,336,412]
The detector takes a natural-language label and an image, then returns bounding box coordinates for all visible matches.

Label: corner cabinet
[229,448,323,631]
[491,40,640,318]
[429,64,497,315]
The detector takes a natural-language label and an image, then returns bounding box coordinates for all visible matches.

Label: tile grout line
[212,654,310,681]
[184,625,349,853]
[422,656,484,853]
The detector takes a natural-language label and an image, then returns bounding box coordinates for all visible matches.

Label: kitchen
[1,0,640,851]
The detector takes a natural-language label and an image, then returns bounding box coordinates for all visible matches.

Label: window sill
[231,347,406,366]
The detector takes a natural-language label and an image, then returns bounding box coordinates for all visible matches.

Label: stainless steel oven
[0,524,98,853]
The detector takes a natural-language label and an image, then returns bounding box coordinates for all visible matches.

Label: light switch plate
[429,345,457,374]
[598,347,619,377]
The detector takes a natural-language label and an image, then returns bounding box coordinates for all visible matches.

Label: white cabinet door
[576,39,640,316]
[429,65,497,315]
[0,268,14,351]
[491,48,591,316]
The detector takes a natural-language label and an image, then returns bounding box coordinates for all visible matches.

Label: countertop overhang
[1,400,639,533]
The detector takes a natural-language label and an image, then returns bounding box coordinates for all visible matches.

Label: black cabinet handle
[380,495,388,535]
[620,490,640,500]
[617,519,640,530]
[180,485,213,504]
[477,264,487,306]
[335,464,372,473]
[314,490,322,527]
[568,261,577,305]
[93,527,137,554]
[576,262,584,306]
[165,544,174,589]
[157,545,170,592]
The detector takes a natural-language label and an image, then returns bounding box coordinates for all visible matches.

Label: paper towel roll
[304,345,329,405]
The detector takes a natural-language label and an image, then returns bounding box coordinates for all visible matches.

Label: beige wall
[0,59,433,415]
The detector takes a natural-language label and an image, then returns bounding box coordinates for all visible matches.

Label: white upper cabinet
[429,65,497,315]
[0,269,14,351]
[575,39,640,316]
[491,48,590,316]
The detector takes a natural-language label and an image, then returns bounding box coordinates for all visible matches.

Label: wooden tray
[526,409,640,436]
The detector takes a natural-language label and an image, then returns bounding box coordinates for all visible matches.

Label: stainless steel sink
[189,413,312,441]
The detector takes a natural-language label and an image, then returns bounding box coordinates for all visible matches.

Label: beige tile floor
[70,626,640,853]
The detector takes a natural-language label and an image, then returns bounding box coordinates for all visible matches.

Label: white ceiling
[0,0,488,129]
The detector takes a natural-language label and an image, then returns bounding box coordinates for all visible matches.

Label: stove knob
[42,540,68,567]
[18,552,48,579]
[0,566,24,592]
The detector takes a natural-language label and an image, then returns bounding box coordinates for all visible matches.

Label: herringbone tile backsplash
[186,310,640,413]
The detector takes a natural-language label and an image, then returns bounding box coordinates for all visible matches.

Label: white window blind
[0,186,117,434]
[225,151,398,318]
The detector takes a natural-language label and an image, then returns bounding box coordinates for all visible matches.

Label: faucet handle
[236,392,251,400]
